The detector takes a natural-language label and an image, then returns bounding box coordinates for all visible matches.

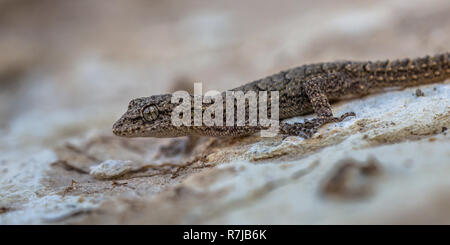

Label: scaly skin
[113,53,450,138]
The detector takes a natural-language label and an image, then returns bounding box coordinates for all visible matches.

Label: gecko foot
[280,112,356,138]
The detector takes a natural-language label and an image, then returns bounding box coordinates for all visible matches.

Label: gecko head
[113,94,187,138]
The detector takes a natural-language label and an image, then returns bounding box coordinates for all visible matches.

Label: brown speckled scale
[113,53,450,138]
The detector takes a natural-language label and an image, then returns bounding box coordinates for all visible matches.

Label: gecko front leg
[280,73,356,138]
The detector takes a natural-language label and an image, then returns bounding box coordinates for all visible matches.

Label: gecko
[113,53,450,138]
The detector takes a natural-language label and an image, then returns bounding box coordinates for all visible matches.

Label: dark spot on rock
[415,88,425,97]
[320,156,382,200]
[0,206,13,214]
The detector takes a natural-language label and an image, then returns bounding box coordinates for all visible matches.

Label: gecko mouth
[112,114,166,137]
[112,115,142,137]
[112,119,129,137]
[112,123,145,137]
[113,116,184,138]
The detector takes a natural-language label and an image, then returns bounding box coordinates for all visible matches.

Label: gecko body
[113,53,450,138]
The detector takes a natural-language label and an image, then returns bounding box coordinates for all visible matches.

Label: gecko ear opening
[141,105,159,121]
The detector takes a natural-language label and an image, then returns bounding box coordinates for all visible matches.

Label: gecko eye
[141,105,159,122]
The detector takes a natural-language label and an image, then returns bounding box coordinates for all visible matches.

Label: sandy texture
[0,0,449,224]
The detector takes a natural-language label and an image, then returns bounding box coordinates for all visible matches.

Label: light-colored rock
[0,0,449,224]
[90,160,136,180]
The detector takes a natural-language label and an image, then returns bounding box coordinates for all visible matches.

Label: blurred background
[0,0,449,225]
[0,0,449,153]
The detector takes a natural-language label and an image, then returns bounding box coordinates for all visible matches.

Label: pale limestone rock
[0,0,449,225]
[89,160,136,180]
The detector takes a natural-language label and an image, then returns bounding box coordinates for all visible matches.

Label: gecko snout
[112,115,130,137]
[112,120,124,136]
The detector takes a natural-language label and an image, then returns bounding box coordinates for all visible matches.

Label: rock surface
[0,0,449,224]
